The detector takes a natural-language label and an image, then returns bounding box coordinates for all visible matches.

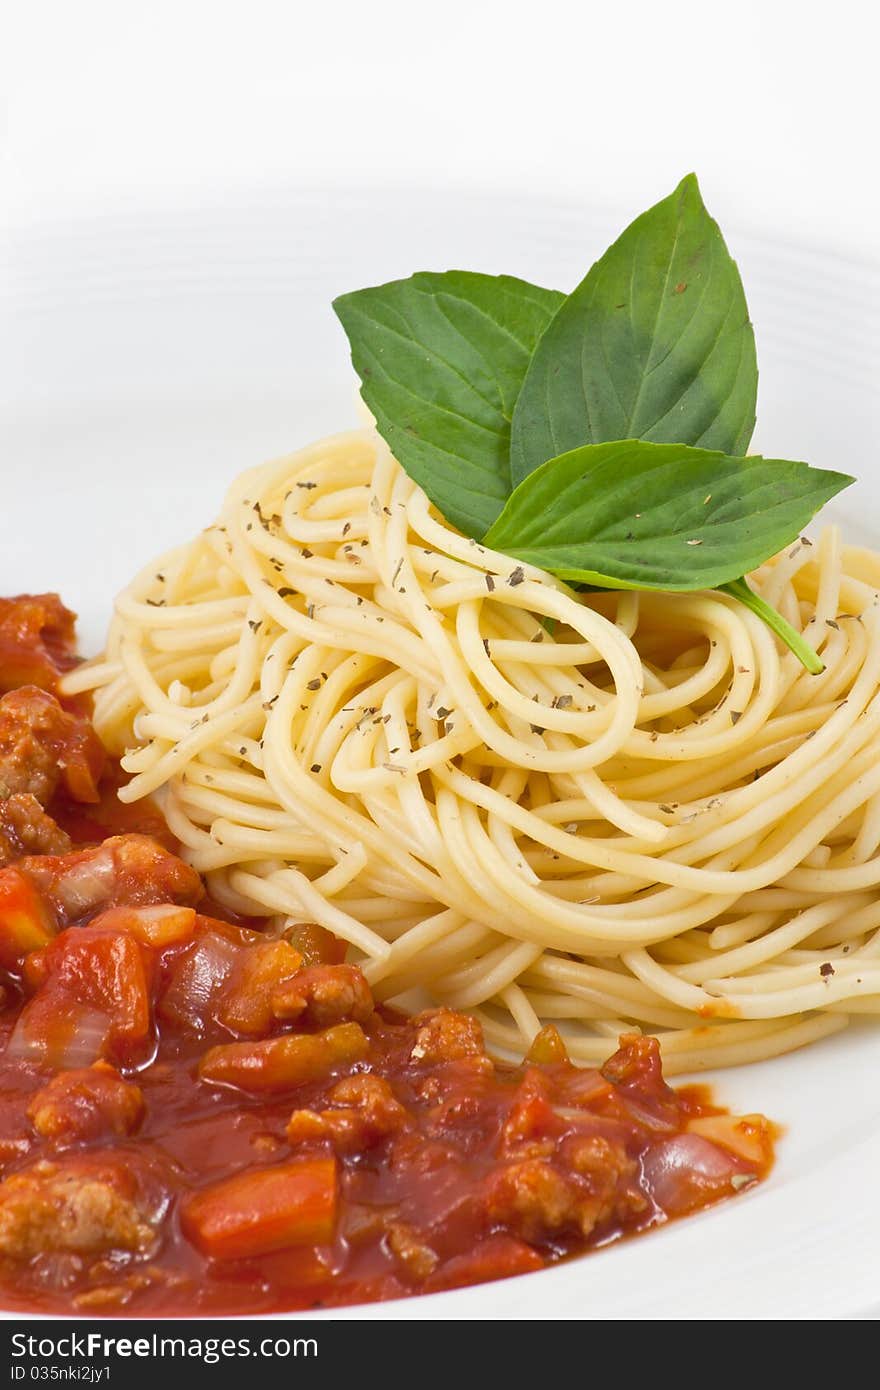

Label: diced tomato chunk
[0,594,78,695]
[22,927,153,1064]
[181,1158,338,1259]
[199,1022,368,1092]
[498,1075,559,1154]
[0,865,55,969]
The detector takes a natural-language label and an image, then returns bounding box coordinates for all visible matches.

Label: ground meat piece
[329,1075,406,1131]
[0,687,103,806]
[287,1074,407,1154]
[27,1063,145,1145]
[0,1156,160,1259]
[283,1109,333,1145]
[564,1132,636,1186]
[287,1081,390,1151]
[20,834,202,925]
[0,690,66,804]
[73,1270,159,1311]
[0,793,71,867]
[484,1159,587,1242]
[105,836,203,909]
[561,1132,645,1227]
[0,1097,33,1172]
[386,1223,438,1280]
[409,1008,485,1064]
[272,964,373,1028]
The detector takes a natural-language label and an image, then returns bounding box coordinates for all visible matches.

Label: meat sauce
[0,594,774,1315]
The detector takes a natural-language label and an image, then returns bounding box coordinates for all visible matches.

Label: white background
[1,0,878,258]
[1,0,878,634]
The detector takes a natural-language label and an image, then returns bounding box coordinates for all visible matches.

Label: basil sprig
[333,177,855,670]
[333,271,563,536]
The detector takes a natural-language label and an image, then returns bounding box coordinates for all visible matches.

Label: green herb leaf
[510,175,758,485]
[333,271,563,536]
[484,439,853,591]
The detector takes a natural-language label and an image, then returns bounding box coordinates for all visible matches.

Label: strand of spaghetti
[225,865,390,959]
[500,984,543,1045]
[430,940,545,1009]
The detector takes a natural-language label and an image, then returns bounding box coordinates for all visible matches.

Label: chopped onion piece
[158,932,240,1031]
[641,1133,742,1216]
[6,1001,111,1069]
[52,851,117,918]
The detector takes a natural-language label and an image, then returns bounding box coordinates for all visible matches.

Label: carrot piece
[0,866,55,969]
[181,1157,338,1259]
[199,1022,368,1092]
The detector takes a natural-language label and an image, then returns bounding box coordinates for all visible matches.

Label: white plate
[1,186,879,1320]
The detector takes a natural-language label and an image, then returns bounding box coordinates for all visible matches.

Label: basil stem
[721,577,823,674]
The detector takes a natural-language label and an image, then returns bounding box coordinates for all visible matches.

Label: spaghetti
[63,429,880,1073]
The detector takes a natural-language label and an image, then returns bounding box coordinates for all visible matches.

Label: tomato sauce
[0,594,774,1315]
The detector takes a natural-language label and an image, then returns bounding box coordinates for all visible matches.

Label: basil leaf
[333,272,564,537]
[510,175,758,485]
[484,440,853,590]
